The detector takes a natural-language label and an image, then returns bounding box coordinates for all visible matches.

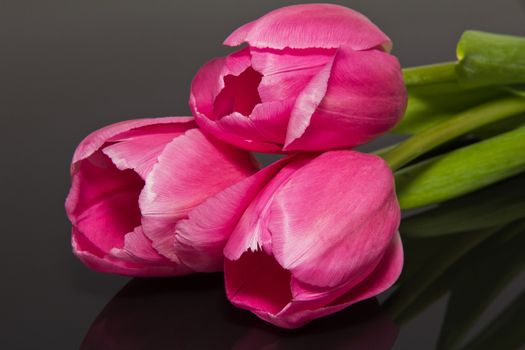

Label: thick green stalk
[382,97,525,171]
[395,125,525,209]
[457,31,525,88]
[403,62,457,87]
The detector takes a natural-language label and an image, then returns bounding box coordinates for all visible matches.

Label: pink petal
[66,117,196,277]
[102,132,182,179]
[190,49,282,152]
[275,233,403,328]
[249,47,334,102]
[72,117,194,164]
[223,154,310,260]
[72,228,182,277]
[331,232,404,306]
[194,112,282,153]
[269,151,400,288]
[278,233,403,327]
[283,56,334,149]
[66,151,143,255]
[284,47,407,151]
[110,226,176,265]
[190,48,252,120]
[174,159,285,272]
[190,57,229,118]
[224,4,391,51]
[225,250,293,316]
[213,100,295,147]
[139,129,258,262]
[213,66,262,119]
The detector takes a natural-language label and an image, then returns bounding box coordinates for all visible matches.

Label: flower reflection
[385,173,525,350]
[81,274,398,350]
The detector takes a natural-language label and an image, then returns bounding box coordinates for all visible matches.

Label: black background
[2,1,525,349]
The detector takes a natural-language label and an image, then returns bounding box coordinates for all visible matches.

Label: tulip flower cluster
[67,3,525,328]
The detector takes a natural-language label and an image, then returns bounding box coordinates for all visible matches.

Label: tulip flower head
[221,150,403,328]
[190,4,407,152]
[65,117,258,276]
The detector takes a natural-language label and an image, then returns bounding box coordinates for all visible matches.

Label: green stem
[395,125,525,209]
[382,97,525,171]
[457,31,525,88]
[403,61,457,87]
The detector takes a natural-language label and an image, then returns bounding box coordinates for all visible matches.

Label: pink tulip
[219,150,403,328]
[65,117,258,277]
[190,4,407,152]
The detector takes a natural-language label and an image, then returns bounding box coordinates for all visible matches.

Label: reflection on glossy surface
[82,175,525,350]
[386,173,525,350]
[81,274,398,349]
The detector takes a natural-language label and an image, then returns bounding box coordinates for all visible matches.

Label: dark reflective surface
[2,0,525,349]
[81,276,398,350]
[386,173,525,350]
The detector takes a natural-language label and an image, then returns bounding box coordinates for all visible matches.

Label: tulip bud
[65,117,258,276]
[221,150,403,328]
[190,4,407,152]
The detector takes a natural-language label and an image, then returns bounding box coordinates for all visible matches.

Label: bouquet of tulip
[65,4,525,328]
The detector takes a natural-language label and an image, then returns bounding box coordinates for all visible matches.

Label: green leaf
[395,124,525,209]
[383,97,525,171]
[400,173,525,237]
[437,221,525,350]
[394,87,505,134]
[457,31,525,88]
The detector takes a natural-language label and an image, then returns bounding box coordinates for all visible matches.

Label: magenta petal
[250,47,333,102]
[190,57,229,118]
[224,4,391,51]
[333,232,404,306]
[71,117,194,164]
[110,226,174,265]
[277,233,403,327]
[66,117,198,277]
[102,132,181,179]
[190,49,282,152]
[213,66,262,118]
[283,56,334,149]
[274,233,404,328]
[223,155,309,260]
[66,151,143,255]
[190,48,252,120]
[72,228,181,277]
[225,250,293,316]
[285,48,407,151]
[269,151,401,288]
[195,113,282,153]
[241,101,293,144]
[140,129,258,262]
[174,159,285,272]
